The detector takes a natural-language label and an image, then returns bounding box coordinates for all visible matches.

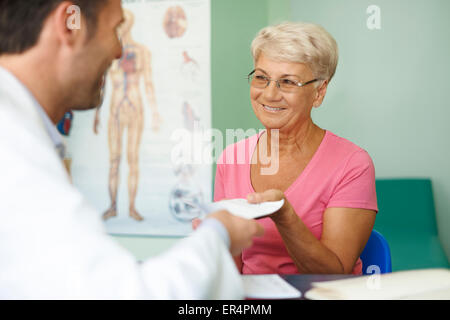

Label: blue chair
[360,230,392,274]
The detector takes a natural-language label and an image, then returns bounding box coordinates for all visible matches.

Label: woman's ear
[313,80,329,108]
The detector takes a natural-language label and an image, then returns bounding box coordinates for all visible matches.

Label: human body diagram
[94,10,161,221]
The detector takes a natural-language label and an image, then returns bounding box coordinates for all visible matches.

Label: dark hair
[0,0,107,55]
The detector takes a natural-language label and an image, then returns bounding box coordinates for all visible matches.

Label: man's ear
[51,1,86,48]
[313,80,329,108]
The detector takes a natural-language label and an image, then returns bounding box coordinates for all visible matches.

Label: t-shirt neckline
[246,130,330,196]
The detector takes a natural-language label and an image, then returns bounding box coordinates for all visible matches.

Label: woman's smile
[261,104,287,113]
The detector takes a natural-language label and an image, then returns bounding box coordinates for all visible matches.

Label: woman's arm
[248,190,376,274]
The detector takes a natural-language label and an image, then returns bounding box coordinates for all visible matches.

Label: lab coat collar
[0,66,65,159]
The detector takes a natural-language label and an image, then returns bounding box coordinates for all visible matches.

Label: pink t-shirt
[214,130,378,275]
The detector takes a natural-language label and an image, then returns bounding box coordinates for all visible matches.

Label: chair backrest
[375,179,438,234]
[360,229,392,274]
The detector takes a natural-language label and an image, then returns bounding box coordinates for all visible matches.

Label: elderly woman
[214,22,378,275]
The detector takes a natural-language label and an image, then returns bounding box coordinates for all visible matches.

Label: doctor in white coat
[0,0,264,299]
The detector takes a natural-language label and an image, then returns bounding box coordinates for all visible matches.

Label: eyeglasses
[247,70,320,93]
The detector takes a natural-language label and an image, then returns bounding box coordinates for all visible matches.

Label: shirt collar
[0,66,66,159]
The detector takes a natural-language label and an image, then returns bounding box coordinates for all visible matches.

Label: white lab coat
[0,68,244,299]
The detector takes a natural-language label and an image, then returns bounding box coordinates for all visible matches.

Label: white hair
[251,22,339,82]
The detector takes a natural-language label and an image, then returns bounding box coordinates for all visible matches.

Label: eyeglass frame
[247,69,321,91]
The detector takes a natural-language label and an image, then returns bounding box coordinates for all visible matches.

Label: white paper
[199,198,284,220]
[242,274,301,299]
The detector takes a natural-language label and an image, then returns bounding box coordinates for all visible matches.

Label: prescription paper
[200,199,284,220]
[242,274,301,299]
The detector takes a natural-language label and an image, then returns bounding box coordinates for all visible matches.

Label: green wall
[113,0,286,259]
[289,0,450,261]
[211,0,268,134]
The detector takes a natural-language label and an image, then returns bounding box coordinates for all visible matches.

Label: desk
[281,274,358,300]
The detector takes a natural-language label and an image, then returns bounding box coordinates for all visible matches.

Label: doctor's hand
[247,189,296,226]
[203,210,264,256]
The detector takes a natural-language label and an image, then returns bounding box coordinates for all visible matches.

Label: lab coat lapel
[0,67,56,157]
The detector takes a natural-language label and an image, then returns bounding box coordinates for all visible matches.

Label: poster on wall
[67,0,211,236]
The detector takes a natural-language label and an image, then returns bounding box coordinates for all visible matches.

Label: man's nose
[113,39,123,60]
[115,44,123,60]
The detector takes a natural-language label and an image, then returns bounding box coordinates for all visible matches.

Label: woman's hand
[247,189,296,225]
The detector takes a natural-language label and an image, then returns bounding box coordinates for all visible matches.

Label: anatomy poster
[67,0,211,236]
